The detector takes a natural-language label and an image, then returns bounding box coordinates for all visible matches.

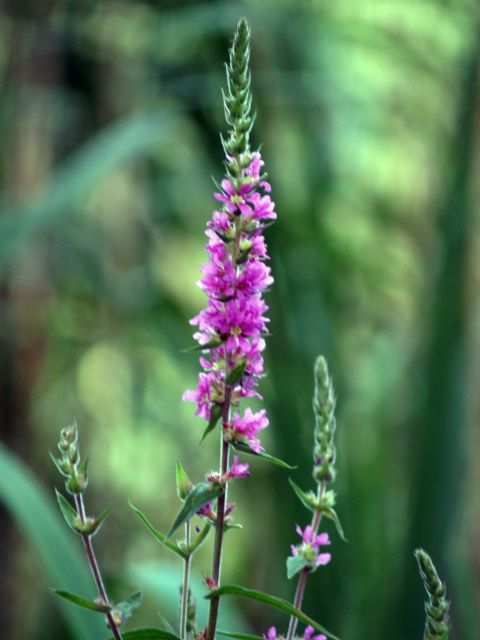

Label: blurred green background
[0,0,479,638]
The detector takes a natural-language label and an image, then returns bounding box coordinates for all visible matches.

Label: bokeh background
[0,0,479,638]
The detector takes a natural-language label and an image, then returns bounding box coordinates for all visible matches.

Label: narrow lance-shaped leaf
[130,503,187,559]
[53,589,111,613]
[200,403,223,443]
[112,591,143,626]
[167,482,224,539]
[176,460,193,501]
[231,442,296,469]
[225,361,247,387]
[288,478,318,512]
[188,522,212,554]
[286,555,310,580]
[323,507,347,542]
[218,632,270,640]
[103,628,184,640]
[55,489,79,534]
[205,584,340,640]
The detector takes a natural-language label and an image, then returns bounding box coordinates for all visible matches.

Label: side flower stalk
[286,356,339,640]
[182,17,276,640]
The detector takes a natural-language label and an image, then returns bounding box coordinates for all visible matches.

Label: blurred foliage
[0,0,479,639]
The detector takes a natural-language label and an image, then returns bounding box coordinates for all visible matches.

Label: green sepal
[53,589,111,613]
[167,482,224,539]
[200,403,223,443]
[188,522,211,554]
[225,361,247,387]
[130,503,187,559]
[55,489,79,534]
[236,248,251,265]
[176,460,193,501]
[85,506,112,537]
[79,456,89,486]
[214,229,234,244]
[231,442,296,469]
[50,451,71,477]
[286,554,310,579]
[323,507,348,542]
[288,478,318,512]
[111,591,143,627]
[205,584,339,640]
[103,628,183,640]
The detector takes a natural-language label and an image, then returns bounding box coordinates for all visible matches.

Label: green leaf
[286,555,310,579]
[231,442,296,469]
[181,339,222,353]
[218,632,265,640]
[323,507,348,542]
[55,489,79,533]
[112,590,143,625]
[167,482,224,539]
[175,459,193,501]
[200,403,223,443]
[103,629,183,640]
[130,503,187,559]
[88,506,112,537]
[205,585,340,640]
[188,522,212,554]
[50,451,70,478]
[53,589,112,613]
[226,361,247,386]
[288,478,318,512]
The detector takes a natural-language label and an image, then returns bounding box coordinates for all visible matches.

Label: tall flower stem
[180,520,191,640]
[286,484,326,640]
[75,494,123,640]
[206,390,232,640]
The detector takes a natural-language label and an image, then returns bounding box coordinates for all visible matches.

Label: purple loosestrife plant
[48,17,453,640]
[181,18,277,640]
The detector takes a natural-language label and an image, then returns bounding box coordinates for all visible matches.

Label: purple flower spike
[183,150,276,456]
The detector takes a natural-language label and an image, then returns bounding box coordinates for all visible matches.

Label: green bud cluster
[312,356,337,484]
[415,548,451,640]
[185,588,197,633]
[221,17,255,187]
[51,422,89,494]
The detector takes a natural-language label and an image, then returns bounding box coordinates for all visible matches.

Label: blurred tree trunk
[0,3,59,636]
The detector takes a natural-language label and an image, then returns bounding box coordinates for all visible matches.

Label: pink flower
[290,525,331,568]
[263,626,326,640]
[303,626,326,640]
[224,407,269,452]
[183,152,275,455]
[225,455,250,479]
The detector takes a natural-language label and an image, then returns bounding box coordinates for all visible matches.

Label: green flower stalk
[52,424,124,640]
[312,356,337,485]
[286,357,341,640]
[415,549,451,640]
[222,17,254,183]
[181,17,277,640]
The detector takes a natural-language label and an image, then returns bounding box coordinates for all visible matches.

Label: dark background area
[0,0,479,638]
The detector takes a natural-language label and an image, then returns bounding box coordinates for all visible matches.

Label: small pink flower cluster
[183,152,276,455]
[264,625,326,640]
[291,524,332,568]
